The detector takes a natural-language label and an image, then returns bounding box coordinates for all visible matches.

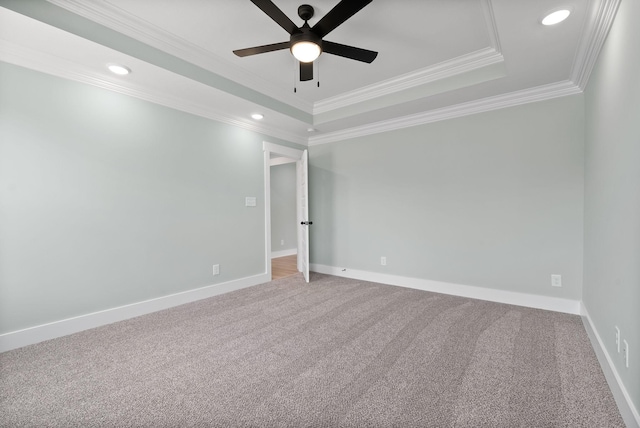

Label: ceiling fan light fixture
[291,41,322,63]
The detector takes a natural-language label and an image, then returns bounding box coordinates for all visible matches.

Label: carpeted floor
[0,273,625,427]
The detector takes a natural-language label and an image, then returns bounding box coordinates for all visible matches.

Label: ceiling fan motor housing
[298,4,314,21]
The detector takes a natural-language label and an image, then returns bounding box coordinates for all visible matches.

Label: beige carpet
[0,273,624,427]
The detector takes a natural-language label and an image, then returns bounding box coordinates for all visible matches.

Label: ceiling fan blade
[323,41,378,63]
[233,41,290,57]
[311,0,372,38]
[300,62,313,81]
[250,0,299,35]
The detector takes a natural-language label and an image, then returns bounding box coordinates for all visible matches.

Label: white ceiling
[0,0,619,145]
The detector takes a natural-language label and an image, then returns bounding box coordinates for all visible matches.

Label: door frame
[263,141,305,279]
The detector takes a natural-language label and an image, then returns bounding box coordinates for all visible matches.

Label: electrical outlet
[615,326,621,352]
[622,340,629,368]
[380,256,387,266]
[551,274,562,287]
[213,264,220,276]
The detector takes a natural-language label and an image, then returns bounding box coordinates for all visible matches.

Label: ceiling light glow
[291,41,321,63]
[542,9,571,25]
[107,64,131,75]
[251,113,264,120]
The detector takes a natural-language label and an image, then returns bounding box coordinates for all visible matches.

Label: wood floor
[271,254,299,280]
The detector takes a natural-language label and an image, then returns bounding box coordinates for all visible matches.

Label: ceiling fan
[233,0,378,82]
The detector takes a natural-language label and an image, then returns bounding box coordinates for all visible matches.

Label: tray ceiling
[0,0,620,145]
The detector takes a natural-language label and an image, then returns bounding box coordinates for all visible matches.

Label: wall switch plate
[551,274,562,287]
[281,239,284,246]
[622,339,629,368]
[245,197,256,207]
[380,256,387,266]
[213,264,220,276]
[615,326,621,352]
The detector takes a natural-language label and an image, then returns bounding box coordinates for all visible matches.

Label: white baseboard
[310,264,581,315]
[0,273,270,353]
[581,305,640,428]
[271,249,297,258]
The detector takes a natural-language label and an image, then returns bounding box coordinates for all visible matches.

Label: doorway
[270,158,297,279]
[263,142,311,282]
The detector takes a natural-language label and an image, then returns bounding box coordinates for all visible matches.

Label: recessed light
[107,64,131,75]
[251,113,264,120]
[542,9,571,25]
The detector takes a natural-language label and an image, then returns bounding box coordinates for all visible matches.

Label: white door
[297,149,310,283]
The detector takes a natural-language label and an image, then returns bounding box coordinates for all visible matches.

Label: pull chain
[317,57,320,88]
[293,57,297,93]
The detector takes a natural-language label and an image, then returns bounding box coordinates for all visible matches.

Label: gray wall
[309,95,585,300]
[270,163,297,253]
[583,0,640,411]
[0,62,300,334]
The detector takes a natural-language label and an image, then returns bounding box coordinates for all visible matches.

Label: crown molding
[313,0,503,115]
[313,47,504,115]
[0,40,307,145]
[480,0,502,53]
[45,0,313,114]
[308,81,582,146]
[571,0,621,90]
